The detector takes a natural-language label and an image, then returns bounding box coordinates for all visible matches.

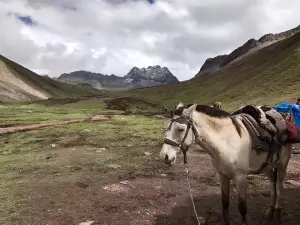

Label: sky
[0,0,300,81]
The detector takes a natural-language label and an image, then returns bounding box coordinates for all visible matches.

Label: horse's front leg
[219,173,230,225]
[235,174,248,225]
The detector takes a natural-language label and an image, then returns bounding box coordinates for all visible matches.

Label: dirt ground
[12,144,300,225]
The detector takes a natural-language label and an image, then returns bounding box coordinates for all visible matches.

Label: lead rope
[184,166,201,225]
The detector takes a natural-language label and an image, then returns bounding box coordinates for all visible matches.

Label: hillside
[127,30,300,111]
[0,55,102,102]
[196,25,300,77]
[57,65,179,89]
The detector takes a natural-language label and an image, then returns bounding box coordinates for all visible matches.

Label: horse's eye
[178,128,184,132]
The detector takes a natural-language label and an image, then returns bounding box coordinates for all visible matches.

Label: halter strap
[163,115,198,164]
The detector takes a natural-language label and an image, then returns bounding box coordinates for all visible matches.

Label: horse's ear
[184,103,197,116]
[170,110,174,117]
[176,101,184,109]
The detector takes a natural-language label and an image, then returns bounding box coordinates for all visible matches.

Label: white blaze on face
[160,119,179,165]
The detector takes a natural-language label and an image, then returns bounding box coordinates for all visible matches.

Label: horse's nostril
[164,155,169,161]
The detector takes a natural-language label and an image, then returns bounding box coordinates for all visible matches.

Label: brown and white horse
[160,102,292,225]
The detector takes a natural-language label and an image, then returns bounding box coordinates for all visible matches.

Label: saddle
[231,104,288,170]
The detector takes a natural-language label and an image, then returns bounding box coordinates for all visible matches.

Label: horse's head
[160,102,197,165]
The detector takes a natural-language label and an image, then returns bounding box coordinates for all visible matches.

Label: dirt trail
[0,115,109,134]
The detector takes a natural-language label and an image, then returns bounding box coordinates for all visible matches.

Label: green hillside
[0,55,104,101]
[128,31,300,111]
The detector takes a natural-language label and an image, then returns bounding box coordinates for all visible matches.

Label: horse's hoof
[273,209,281,224]
[264,207,274,221]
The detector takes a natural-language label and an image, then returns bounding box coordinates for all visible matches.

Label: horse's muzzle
[164,154,175,165]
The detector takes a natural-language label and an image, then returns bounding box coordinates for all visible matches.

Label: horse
[160,102,292,225]
[213,101,222,110]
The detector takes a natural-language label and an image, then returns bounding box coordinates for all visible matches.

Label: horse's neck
[193,114,235,160]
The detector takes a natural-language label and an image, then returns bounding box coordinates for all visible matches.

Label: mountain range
[196,25,300,77]
[57,65,179,89]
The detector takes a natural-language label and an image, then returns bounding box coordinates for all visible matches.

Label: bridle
[163,115,198,164]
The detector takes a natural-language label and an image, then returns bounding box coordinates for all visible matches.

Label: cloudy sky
[0,0,299,81]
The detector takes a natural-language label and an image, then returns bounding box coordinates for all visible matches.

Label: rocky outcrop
[57,65,179,89]
[196,25,300,77]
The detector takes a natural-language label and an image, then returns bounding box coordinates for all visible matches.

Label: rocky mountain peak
[57,65,179,89]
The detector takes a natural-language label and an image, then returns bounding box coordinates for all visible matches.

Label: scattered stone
[121,118,125,120]
[292,149,300,154]
[96,147,106,153]
[198,216,206,224]
[102,183,129,193]
[72,166,82,171]
[83,129,91,132]
[292,146,296,150]
[154,115,166,119]
[144,151,151,156]
[107,164,121,169]
[45,154,54,160]
[285,180,300,187]
[51,144,56,148]
[160,174,167,177]
[72,147,76,151]
[119,180,129,185]
[89,115,109,121]
[75,182,89,189]
[79,221,94,225]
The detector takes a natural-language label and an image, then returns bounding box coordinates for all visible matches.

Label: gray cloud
[0,0,299,81]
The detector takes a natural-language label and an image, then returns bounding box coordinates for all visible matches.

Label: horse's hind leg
[264,169,277,221]
[273,166,289,224]
[273,144,292,224]
[219,173,230,225]
[235,174,248,225]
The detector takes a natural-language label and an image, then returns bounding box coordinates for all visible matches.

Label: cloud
[0,0,299,81]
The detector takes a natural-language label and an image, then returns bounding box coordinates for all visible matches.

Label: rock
[198,216,206,224]
[285,180,300,187]
[160,174,167,177]
[292,150,300,154]
[51,144,56,148]
[96,148,106,153]
[144,151,151,156]
[107,164,121,169]
[79,221,94,225]
[45,154,54,160]
[75,182,89,189]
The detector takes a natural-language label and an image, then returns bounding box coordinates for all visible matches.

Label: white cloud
[0,0,299,81]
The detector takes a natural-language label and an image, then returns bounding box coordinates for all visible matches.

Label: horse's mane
[174,104,230,118]
[173,103,241,136]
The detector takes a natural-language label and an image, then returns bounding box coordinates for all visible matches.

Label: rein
[163,115,202,225]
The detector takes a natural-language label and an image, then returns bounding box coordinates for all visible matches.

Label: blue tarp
[273,102,300,126]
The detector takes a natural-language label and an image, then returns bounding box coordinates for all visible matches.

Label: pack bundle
[273,102,300,143]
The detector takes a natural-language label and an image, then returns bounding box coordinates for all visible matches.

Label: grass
[0,99,166,224]
[127,32,300,111]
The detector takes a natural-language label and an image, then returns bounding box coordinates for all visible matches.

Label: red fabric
[286,120,298,140]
